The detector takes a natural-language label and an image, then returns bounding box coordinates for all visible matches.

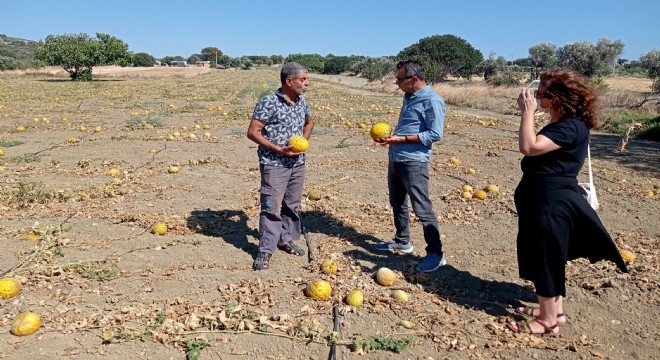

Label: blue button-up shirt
[389,85,445,163]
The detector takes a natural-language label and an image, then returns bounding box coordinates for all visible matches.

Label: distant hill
[0,34,41,70]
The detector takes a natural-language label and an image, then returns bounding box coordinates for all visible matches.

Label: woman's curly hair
[540,68,599,129]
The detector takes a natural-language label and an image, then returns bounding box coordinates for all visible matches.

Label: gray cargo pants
[258,163,306,254]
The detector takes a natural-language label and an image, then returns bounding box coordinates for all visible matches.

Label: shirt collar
[404,85,430,100]
[275,88,300,103]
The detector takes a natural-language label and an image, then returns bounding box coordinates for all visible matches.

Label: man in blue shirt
[373,60,447,272]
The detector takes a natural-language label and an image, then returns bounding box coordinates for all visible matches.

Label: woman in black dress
[507,68,628,335]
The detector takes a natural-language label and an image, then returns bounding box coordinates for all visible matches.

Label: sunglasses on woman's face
[534,90,549,99]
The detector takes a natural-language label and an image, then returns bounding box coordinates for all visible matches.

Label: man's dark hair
[281,62,308,84]
[396,60,425,81]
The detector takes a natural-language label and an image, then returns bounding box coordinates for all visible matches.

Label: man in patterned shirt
[247,62,314,270]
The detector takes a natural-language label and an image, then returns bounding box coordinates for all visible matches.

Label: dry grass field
[0,66,658,360]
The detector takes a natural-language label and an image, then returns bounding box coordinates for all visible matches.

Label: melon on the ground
[376,267,397,286]
[308,188,322,201]
[345,289,363,307]
[305,279,332,300]
[620,250,636,262]
[473,190,487,200]
[321,259,338,274]
[11,312,40,336]
[391,289,409,302]
[0,278,22,299]
[152,223,168,235]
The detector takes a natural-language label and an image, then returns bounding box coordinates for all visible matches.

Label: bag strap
[587,144,594,186]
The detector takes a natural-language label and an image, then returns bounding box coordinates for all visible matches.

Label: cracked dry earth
[0,67,658,360]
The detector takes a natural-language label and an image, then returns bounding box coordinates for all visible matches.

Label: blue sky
[2,1,658,61]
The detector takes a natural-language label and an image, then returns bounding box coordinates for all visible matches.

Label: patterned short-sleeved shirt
[252,88,311,167]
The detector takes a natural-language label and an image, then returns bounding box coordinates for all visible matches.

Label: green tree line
[3,32,659,91]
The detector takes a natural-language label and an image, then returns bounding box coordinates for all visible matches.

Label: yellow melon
[152,223,168,235]
[289,136,309,152]
[0,149,4,157]
[399,320,415,329]
[321,259,338,274]
[461,191,473,200]
[24,234,39,241]
[450,156,461,165]
[370,122,392,141]
[308,188,322,201]
[462,184,474,193]
[485,184,500,194]
[391,289,409,302]
[345,289,363,307]
[305,279,332,300]
[105,168,121,176]
[16,126,26,132]
[11,312,41,336]
[376,267,397,287]
[168,166,180,174]
[620,250,636,262]
[473,190,487,200]
[0,278,22,299]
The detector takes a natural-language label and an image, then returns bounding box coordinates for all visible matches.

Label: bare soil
[0,66,658,360]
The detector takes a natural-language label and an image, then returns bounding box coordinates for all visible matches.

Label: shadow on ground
[413,265,536,317]
[187,209,260,257]
[591,134,660,176]
[186,208,535,317]
[300,209,536,317]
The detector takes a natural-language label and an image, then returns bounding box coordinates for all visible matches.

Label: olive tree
[350,57,395,82]
[397,34,483,82]
[557,38,624,77]
[477,52,507,80]
[0,55,16,70]
[640,49,660,92]
[35,33,129,80]
[528,43,557,79]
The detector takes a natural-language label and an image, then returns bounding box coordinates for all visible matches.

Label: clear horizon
[2,0,658,61]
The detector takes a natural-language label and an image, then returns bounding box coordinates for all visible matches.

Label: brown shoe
[253,252,271,270]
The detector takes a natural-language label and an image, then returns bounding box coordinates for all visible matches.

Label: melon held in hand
[370,122,392,141]
[289,136,309,152]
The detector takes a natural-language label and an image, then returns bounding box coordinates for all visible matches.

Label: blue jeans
[388,161,443,255]
[258,164,306,254]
